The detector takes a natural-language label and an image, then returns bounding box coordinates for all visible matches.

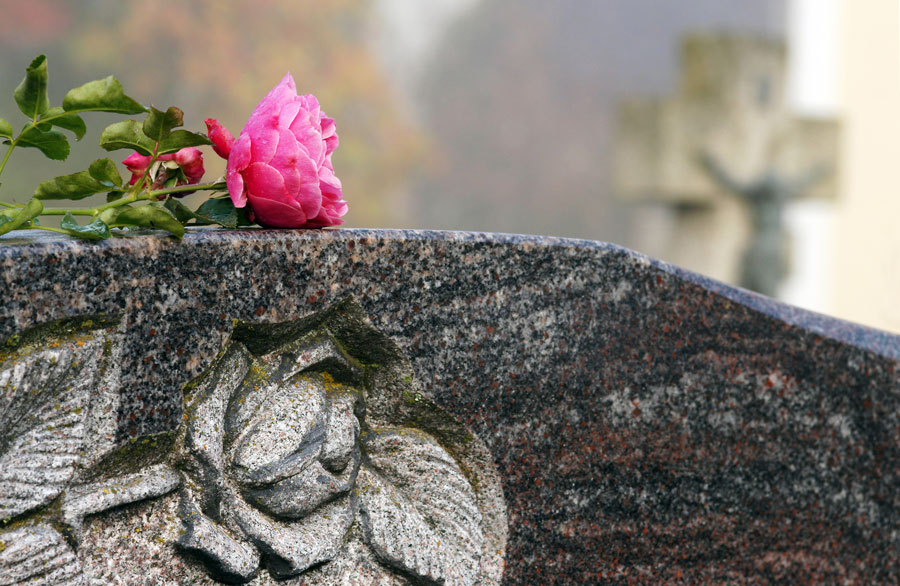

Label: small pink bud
[122,152,152,185]
[205,118,235,159]
[175,147,205,184]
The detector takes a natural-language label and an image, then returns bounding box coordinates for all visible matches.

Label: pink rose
[205,74,347,228]
[122,147,205,197]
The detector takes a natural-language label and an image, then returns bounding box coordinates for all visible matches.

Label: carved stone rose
[0,299,506,585]
[176,299,506,584]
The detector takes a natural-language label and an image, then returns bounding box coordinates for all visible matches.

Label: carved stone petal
[242,450,359,519]
[185,343,252,475]
[320,388,361,473]
[177,493,260,584]
[358,428,484,586]
[224,484,355,579]
[0,333,108,522]
[229,376,326,485]
[0,523,85,585]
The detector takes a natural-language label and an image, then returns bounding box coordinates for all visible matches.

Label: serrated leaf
[163,197,196,223]
[62,75,147,114]
[158,129,213,154]
[143,106,183,143]
[88,158,123,188]
[39,107,86,140]
[358,428,484,586]
[17,124,69,160]
[33,170,105,200]
[60,212,110,240]
[167,196,240,228]
[0,320,114,520]
[99,120,155,155]
[14,55,49,119]
[0,117,12,139]
[193,196,246,228]
[0,199,43,236]
[114,203,184,238]
[0,524,85,582]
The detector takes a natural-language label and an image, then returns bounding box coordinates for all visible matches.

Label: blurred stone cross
[612,33,839,296]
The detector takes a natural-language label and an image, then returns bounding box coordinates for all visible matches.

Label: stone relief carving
[0,299,507,585]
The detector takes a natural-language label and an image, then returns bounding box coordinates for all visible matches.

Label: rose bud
[121,147,206,197]
[205,118,235,159]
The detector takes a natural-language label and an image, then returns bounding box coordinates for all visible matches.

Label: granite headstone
[1,228,898,584]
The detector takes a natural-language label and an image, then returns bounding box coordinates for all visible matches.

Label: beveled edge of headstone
[2,226,898,360]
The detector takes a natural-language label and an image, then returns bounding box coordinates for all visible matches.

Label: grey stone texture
[1,228,899,584]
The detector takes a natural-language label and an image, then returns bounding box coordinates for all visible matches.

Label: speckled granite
[1,227,899,584]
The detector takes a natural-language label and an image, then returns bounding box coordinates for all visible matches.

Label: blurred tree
[0,0,423,225]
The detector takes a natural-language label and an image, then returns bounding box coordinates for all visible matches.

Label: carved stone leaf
[0,329,110,522]
[358,428,484,586]
[0,523,85,585]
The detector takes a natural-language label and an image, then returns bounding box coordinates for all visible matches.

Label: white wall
[833,0,900,332]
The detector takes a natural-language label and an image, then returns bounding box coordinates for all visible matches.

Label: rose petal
[248,122,279,164]
[245,73,298,131]
[305,208,346,228]
[278,100,302,132]
[226,168,246,208]
[320,115,339,156]
[246,194,307,228]
[275,144,322,220]
[289,110,325,166]
[226,134,253,208]
[243,162,287,200]
[227,133,252,172]
[299,94,321,121]
[269,128,300,173]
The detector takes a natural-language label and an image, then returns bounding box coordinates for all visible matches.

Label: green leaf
[143,106,183,143]
[164,197,245,227]
[163,198,196,223]
[17,125,70,160]
[158,130,212,154]
[14,55,50,120]
[39,107,86,140]
[88,158,122,188]
[62,76,147,114]
[60,213,110,240]
[193,196,250,228]
[33,169,107,200]
[0,118,12,139]
[99,120,155,155]
[0,199,43,236]
[114,203,184,238]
